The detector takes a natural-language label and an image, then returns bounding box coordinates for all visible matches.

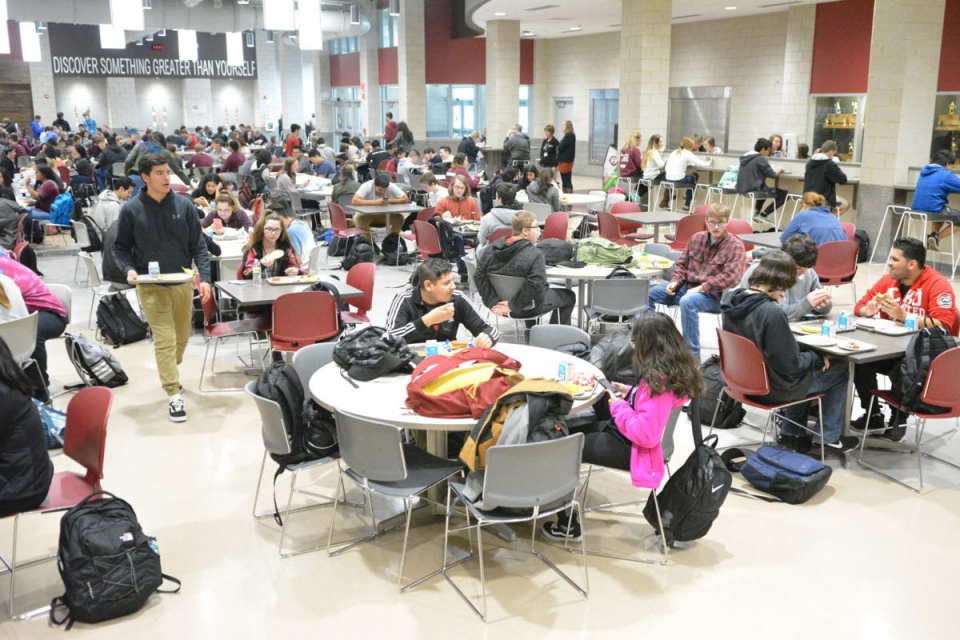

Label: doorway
[553,97,573,131]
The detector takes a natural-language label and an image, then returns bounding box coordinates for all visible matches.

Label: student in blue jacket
[780,192,846,247]
[915,150,960,251]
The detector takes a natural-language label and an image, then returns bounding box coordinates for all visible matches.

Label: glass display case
[931,94,960,158]
[810,95,865,162]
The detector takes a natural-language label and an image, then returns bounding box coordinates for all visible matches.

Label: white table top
[516,192,606,207]
[209,237,246,258]
[309,343,604,431]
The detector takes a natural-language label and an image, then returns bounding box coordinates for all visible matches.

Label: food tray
[791,321,855,335]
[134,273,194,285]
[855,318,916,336]
[797,334,877,355]
[265,275,320,285]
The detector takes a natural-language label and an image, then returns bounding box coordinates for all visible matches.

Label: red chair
[841,222,856,242]
[598,211,644,247]
[713,328,825,460]
[725,219,755,250]
[814,240,859,302]
[329,203,367,240]
[487,227,513,244]
[57,165,71,186]
[170,183,189,195]
[543,211,569,241]
[271,291,340,354]
[668,214,707,250]
[402,207,437,242]
[412,220,443,262]
[196,275,270,391]
[665,204,711,241]
[5,387,112,618]
[858,347,960,491]
[609,201,652,239]
[341,262,375,325]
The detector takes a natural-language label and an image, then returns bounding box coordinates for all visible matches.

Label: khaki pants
[138,282,195,396]
[353,212,404,237]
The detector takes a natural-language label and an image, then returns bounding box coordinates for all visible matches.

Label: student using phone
[542,313,704,542]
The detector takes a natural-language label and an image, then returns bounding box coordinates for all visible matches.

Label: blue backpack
[49,193,75,225]
[722,445,831,504]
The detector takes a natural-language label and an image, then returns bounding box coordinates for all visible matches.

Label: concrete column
[314,51,334,138]
[780,5,815,152]
[485,20,521,147]
[105,78,138,130]
[255,30,281,133]
[616,0,671,144]
[359,2,380,138]
[278,41,306,132]
[859,0,945,255]
[182,78,213,129]
[29,32,56,124]
[397,0,426,138]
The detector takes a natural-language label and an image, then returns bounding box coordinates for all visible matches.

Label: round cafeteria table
[308,343,605,459]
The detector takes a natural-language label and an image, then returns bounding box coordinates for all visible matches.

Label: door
[554,97,573,131]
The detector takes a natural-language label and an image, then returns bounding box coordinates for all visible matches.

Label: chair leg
[476,522,487,621]
[252,450,268,517]
[278,469,298,556]
[10,512,19,620]
[396,498,414,588]
[531,505,589,595]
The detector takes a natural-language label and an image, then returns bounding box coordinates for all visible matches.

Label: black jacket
[52,118,71,132]
[803,157,848,208]
[0,198,26,251]
[0,382,53,512]
[97,145,128,170]
[475,238,548,314]
[540,137,559,167]
[113,189,212,283]
[385,284,498,345]
[101,220,125,285]
[458,137,479,162]
[736,152,777,195]
[720,288,822,405]
[557,133,576,164]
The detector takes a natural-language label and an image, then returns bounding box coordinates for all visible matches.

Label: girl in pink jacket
[543,313,705,542]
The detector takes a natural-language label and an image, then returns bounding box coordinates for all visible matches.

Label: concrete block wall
[29,32,57,123]
[103,78,137,131]
[255,31,281,132]
[56,77,108,130]
[279,43,306,131]
[398,0,427,136]
[618,0,672,142]
[780,5,815,147]
[486,20,522,145]
[182,78,213,129]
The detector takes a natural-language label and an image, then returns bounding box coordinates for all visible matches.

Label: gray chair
[79,252,121,329]
[487,273,547,344]
[584,278,650,331]
[327,409,463,590]
[70,221,93,283]
[525,201,552,225]
[292,342,336,392]
[529,324,590,354]
[439,434,588,621]
[643,243,672,258]
[244,382,339,557]
[46,284,72,325]
[0,312,39,375]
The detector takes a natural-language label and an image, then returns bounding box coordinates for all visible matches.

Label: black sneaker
[927,233,940,251]
[851,412,885,433]
[881,424,907,442]
[778,433,812,454]
[168,396,187,423]
[823,435,860,453]
[541,519,582,542]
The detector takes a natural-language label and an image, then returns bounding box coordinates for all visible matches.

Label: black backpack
[893,326,958,414]
[79,215,104,253]
[50,492,180,630]
[308,279,348,313]
[380,233,413,265]
[96,295,149,347]
[537,238,574,266]
[340,235,374,271]
[644,401,731,546]
[65,333,129,388]
[692,355,747,430]
[327,235,348,257]
[588,329,640,384]
[854,229,870,263]
[333,326,417,382]
[426,217,461,261]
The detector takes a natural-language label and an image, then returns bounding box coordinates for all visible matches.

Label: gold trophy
[950,101,956,116]
[852,101,857,115]
[848,141,854,155]
[835,100,842,114]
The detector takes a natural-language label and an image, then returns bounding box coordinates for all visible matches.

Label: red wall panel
[520,40,534,85]
[0,21,23,61]
[424,0,485,84]
[810,0,874,94]
[378,47,398,85]
[330,52,360,87]
[938,0,960,91]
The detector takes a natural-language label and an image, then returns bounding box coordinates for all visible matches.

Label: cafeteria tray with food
[265,275,321,285]
[796,334,877,355]
[790,320,856,335]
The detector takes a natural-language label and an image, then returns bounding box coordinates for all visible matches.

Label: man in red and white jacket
[852,238,959,438]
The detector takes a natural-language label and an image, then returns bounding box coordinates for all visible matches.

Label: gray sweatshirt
[740,261,832,321]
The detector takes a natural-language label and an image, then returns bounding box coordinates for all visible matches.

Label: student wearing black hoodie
[803,140,849,214]
[721,251,858,454]
[737,138,787,226]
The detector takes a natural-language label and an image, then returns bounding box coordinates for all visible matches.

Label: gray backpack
[65,333,129,388]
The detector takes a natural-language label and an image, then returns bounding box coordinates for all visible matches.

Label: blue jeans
[453,233,466,274]
[26,207,50,224]
[678,174,697,207]
[95,167,112,192]
[648,283,720,360]
[781,364,849,444]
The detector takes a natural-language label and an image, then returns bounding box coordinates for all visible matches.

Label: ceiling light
[21,22,41,60]
[98,23,126,50]
[0,0,8,55]
[142,0,151,8]
[389,0,400,17]
[158,29,166,36]
[495,12,506,16]
[111,0,144,31]
[568,26,582,31]
[725,6,737,9]
[350,4,360,24]
[178,29,198,61]
[237,0,249,4]
[226,31,244,66]
[265,30,274,43]
[245,31,254,47]
[298,0,323,50]
[263,0,295,31]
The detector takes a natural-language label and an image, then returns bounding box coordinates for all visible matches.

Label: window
[379,9,398,48]
[589,89,619,163]
[931,94,960,160]
[425,84,487,138]
[331,38,341,55]
[380,85,398,133]
[332,86,362,134]
[330,36,359,55]
[519,85,531,134]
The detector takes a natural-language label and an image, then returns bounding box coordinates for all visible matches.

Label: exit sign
[152,44,164,51]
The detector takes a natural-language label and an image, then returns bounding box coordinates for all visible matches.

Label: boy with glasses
[648,204,747,360]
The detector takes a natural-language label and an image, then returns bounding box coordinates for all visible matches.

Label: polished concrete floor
[2,230,959,638]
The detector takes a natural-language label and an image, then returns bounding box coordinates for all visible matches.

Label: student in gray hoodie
[477,182,523,254]
[721,250,856,454]
[739,234,832,322]
[525,167,563,213]
[736,138,786,224]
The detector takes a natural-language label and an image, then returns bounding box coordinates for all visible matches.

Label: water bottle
[820,320,835,338]
[838,311,849,331]
[252,260,262,285]
[425,339,438,356]
[444,339,452,353]
[905,313,917,332]
[558,362,567,381]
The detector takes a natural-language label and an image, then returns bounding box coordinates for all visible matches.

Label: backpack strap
[49,596,74,629]
[719,448,782,503]
[157,574,182,594]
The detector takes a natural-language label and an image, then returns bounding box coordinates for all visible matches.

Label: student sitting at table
[270,196,315,264]
[542,313,703,541]
[385,258,497,348]
[736,137,786,225]
[851,238,959,440]
[0,188,27,251]
[397,148,422,187]
[276,158,308,194]
[91,176,135,230]
[740,234,832,322]
[0,336,53,518]
[803,140,849,215]
[475,210,576,326]
[185,148,213,169]
[25,165,60,222]
[191,174,222,210]
[306,148,337,179]
[331,166,361,204]
[477,182,523,255]
[516,165,538,193]
[221,140,246,174]
[912,150,960,251]
[418,172,448,208]
[429,145,452,175]
[722,250,857,454]
[648,204,746,360]
[779,191,846,247]
[525,166,563,213]
[351,173,409,239]
[436,174,479,222]
[445,153,480,190]
[201,192,252,234]
[291,146,311,174]
[240,213,302,279]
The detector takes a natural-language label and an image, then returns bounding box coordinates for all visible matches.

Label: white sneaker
[168,395,187,422]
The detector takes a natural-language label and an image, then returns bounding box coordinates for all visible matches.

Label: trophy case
[810,95,865,162]
[931,94,960,159]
